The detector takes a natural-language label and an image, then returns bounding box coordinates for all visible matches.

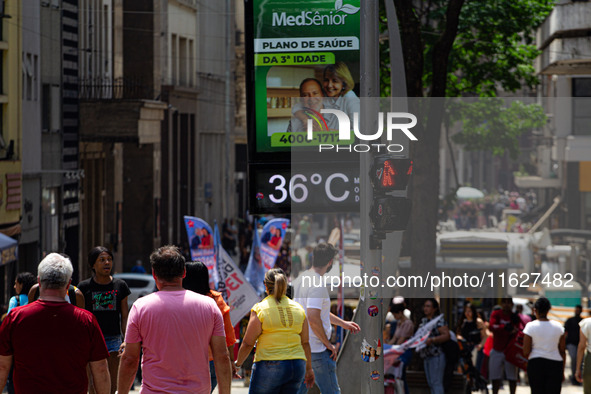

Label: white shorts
[488,349,518,381]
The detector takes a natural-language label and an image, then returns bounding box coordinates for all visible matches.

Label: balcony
[79,77,155,101]
[565,135,591,161]
[79,100,166,144]
[536,1,591,74]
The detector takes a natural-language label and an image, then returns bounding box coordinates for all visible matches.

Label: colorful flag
[245,219,265,295]
[217,246,260,326]
[184,216,219,287]
[259,218,290,271]
[245,218,290,295]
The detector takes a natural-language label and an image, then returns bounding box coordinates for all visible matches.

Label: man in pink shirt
[117,246,231,394]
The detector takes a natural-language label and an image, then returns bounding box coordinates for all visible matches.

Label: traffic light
[369,157,412,191]
[370,196,412,232]
[369,156,412,234]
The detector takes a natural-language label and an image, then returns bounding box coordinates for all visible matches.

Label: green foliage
[380,0,554,97]
[379,0,552,158]
[449,98,546,159]
[447,0,553,96]
[513,164,531,178]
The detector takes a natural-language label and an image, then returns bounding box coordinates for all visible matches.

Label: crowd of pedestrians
[1,239,591,394]
[0,241,361,393]
[439,189,539,232]
[382,296,591,394]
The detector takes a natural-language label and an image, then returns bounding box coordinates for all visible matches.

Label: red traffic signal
[370,196,412,232]
[370,157,412,191]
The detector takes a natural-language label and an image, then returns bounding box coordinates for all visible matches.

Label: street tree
[380,0,553,278]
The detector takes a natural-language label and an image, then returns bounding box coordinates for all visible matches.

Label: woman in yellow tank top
[235,268,315,393]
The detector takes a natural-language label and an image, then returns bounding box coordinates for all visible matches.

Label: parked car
[113,273,157,308]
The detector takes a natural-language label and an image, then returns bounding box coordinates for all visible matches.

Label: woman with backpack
[8,272,36,313]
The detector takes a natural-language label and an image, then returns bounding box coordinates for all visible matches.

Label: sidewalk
[130,377,582,393]
[130,379,249,393]
[210,379,582,393]
[213,379,250,393]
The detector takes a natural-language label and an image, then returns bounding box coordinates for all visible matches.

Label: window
[42,84,60,132]
[572,78,591,136]
[23,53,38,101]
[0,2,3,41]
[188,39,194,86]
[171,35,195,87]
[179,37,187,85]
[42,188,59,253]
[171,34,178,85]
[0,51,3,95]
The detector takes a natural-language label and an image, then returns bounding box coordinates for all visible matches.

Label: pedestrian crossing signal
[369,197,412,232]
[370,157,412,191]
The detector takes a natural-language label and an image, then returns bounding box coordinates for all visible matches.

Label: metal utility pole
[358,1,383,392]
[336,2,410,392]
[382,0,409,284]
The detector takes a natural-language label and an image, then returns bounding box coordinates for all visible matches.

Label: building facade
[78,0,239,276]
[0,0,22,302]
[526,0,591,230]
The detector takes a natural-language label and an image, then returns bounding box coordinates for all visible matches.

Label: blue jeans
[567,343,578,379]
[423,352,446,394]
[297,350,340,394]
[209,360,217,393]
[104,335,122,353]
[250,359,306,394]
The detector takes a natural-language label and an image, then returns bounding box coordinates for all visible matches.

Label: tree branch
[394,0,424,97]
[431,0,465,97]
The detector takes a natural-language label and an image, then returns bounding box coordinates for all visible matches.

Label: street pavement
[128,379,250,393]
[124,377,585,393]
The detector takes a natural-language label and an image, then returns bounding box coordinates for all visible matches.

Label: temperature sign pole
[245,0,362,214]
[357,1,384,392]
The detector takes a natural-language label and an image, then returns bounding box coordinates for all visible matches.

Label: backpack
[34,285,78,305]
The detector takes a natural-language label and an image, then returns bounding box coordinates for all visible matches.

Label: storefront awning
[0,233,17,266]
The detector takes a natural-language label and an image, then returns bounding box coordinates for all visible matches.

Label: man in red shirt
[0,253,110,394]
[489,298,524,394]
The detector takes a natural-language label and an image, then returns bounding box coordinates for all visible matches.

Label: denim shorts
[250,359,306,394]
[104,335,122,353]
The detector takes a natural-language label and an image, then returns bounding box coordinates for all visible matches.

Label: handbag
[504,331,528,371]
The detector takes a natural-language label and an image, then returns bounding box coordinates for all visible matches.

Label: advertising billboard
[246,0,361,160]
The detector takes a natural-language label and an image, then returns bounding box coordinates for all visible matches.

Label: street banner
[184,216,219,287]
[409,315,444,352]
[245,220,266,295]
[383,314,444,357]
[260,218,291,270]
[217,246,261,326]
